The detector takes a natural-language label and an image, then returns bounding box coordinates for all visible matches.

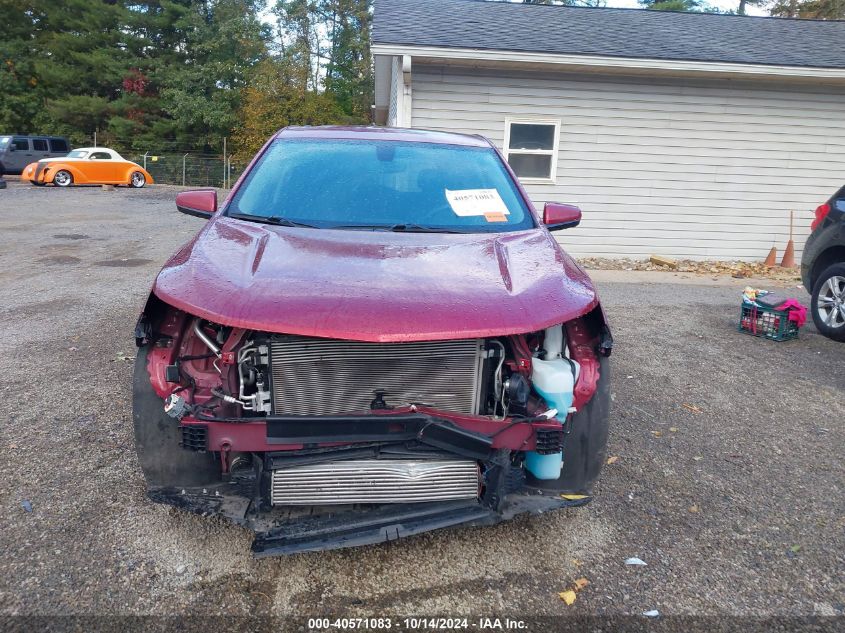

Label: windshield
[0,137,9,149]
[227,139,535,233]
[67,150,88,158]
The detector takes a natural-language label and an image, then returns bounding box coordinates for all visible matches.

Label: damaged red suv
[133,126,612,555]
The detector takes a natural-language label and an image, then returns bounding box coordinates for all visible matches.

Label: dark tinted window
[507,155,553,179]
[508,124,555,151]
[12,137,29,151]
[229,139,535,233]
[50,138,68,152]
[32,139,48,151]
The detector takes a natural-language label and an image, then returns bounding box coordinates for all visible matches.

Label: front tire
[524,356,611,495]
[811,263,845,342]
[129,171,146,188]
[133,345,220,487]
[53,170,73,187]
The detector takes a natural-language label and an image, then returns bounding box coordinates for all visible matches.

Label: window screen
[32,139,48,151]
[50,138,68,152]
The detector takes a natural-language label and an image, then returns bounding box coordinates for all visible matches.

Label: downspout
[401,54,413,127]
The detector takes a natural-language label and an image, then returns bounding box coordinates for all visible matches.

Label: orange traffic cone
[764,246,778,267]
[780,211,795,268]
[781,241,795,268]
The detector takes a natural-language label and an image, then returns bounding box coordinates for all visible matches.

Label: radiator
[270,459,480,505]
[268,336,485,416]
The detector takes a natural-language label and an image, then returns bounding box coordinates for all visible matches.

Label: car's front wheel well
[134,292,175,346]
[811,245,845,288]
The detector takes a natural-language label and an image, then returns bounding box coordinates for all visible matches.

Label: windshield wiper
[229,213,320,229]
[331,223,464,234]
[389,223,465,233]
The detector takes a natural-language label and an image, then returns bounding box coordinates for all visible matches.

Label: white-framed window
[502,118,560,183]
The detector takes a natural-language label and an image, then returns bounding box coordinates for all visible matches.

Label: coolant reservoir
[525,325,580,480]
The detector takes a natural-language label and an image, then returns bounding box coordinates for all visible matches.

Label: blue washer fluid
[524,356,578,480]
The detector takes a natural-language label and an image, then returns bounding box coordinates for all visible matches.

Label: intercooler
[270,459,480,505]
[267,336,485,416]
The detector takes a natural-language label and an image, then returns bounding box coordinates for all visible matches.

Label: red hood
[152,216,598,342]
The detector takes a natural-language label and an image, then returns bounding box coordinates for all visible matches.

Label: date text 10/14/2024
[307,617,529,630]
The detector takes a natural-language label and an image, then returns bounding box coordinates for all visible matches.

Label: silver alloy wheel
[53,170,72,187]
[130,171,146,188]
[817,275,845,329]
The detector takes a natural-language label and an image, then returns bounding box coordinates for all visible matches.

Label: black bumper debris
[148,484,591,557]
[266,413,494,460]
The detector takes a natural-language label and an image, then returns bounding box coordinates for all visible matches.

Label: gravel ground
[0,182,843,624]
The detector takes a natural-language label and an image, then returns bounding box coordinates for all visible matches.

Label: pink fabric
[776,299,807,327]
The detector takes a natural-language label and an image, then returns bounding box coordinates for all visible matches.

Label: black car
[801,186,845,341]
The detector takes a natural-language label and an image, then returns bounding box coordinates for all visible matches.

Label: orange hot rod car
[22,147,153,188]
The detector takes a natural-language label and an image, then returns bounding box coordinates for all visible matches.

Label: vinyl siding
[410,64,845,261]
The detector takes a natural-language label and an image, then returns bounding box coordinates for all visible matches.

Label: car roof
[276,126,493,148]
[2,135,67,139]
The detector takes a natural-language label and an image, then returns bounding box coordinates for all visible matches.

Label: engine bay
[133,300,611,553]
[152,312,606,425]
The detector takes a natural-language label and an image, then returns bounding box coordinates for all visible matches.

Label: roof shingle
[372,0,845,69]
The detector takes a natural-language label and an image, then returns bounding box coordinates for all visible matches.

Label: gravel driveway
[1,182,843,626]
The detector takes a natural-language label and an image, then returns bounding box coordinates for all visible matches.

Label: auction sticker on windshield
[445,189,510,221]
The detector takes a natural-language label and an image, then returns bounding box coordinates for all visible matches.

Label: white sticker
[445,189,510,217]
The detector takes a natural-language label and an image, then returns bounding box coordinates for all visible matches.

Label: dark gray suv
[0,136,70,175]
[802,186,845,341]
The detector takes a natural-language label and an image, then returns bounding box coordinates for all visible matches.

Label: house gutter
[372,44,845,84]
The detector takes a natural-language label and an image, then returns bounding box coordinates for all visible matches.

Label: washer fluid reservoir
[524,325,580,480]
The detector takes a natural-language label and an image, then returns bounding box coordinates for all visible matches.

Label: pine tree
[1,0,374,155]
[638,0,719,11]
[770,0,845,17]
[322,0,373,119]
[0,0,46,133]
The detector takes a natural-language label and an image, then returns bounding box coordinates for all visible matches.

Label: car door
[86,151,118,183]
[8,137,32,172]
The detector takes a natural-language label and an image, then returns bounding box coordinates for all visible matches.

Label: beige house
[372,0,845,261]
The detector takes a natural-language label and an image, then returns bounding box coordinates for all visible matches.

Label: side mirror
[176,189,217,219]
[542,202,581,231]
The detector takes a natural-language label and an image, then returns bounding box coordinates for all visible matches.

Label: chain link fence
[127,153,245,188]
[74,136,247,188]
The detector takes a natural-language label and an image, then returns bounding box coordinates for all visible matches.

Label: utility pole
[222,137,227,189]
